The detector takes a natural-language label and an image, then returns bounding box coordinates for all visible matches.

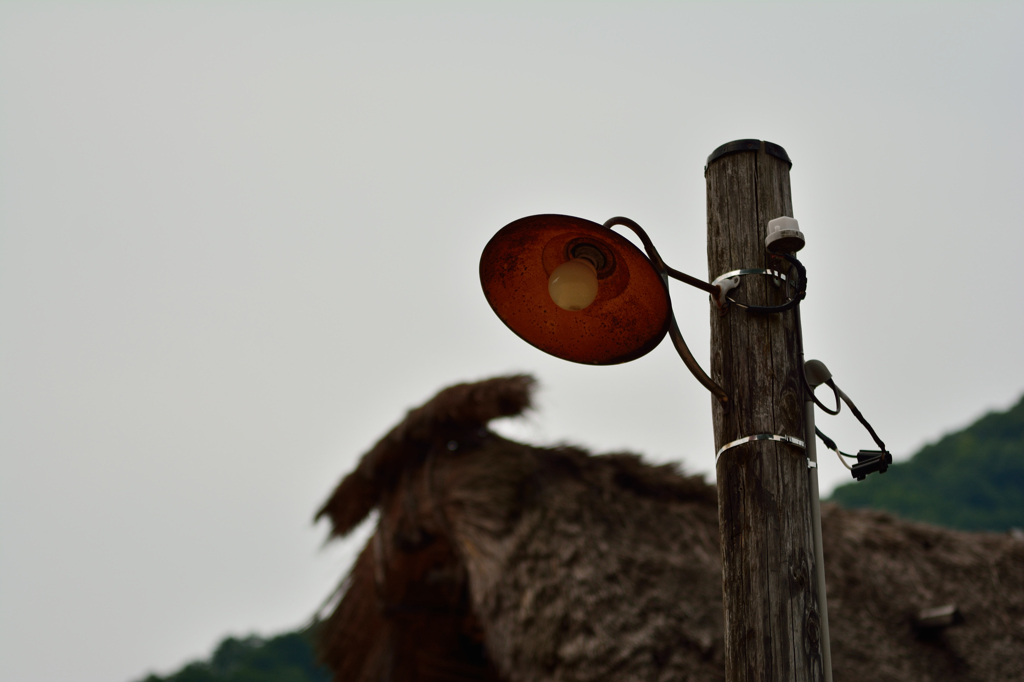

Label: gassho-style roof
[314,375,1024,682]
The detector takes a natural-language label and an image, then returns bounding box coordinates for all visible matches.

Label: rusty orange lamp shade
[480,213,729,405]
[479,214,671,365]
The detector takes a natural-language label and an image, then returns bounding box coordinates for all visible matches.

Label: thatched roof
[315,376,1024,682]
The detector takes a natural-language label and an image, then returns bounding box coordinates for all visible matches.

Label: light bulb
[548,258,598,311]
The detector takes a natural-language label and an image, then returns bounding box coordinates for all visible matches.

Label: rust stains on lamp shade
[480,214,671,365]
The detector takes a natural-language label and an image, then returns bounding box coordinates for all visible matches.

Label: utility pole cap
[765,216,806,253]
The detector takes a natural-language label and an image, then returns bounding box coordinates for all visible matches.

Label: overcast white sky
[1,2,1022,681]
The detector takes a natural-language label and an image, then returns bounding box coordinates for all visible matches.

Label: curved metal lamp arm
[667,310,730,407]
[603,216,729,407]
[603,217,720,296]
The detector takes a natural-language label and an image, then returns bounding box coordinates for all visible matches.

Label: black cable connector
[851,450,893,481]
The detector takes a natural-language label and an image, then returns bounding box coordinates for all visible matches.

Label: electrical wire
[814,427,855,471]
[837,388,886,452]
[810,384,888,456]
[809,380,842,416]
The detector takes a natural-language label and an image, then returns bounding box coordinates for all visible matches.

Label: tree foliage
[136,628,329,682]
[829,393,1024,531]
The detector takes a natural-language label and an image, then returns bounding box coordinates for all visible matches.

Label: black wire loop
[810,380,842,416]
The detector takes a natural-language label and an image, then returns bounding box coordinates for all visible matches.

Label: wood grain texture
[705,142,823,682]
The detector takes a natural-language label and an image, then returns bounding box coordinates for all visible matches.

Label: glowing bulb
[548,258,598,311]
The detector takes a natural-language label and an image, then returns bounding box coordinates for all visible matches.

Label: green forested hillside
[829,393,1024,531]
[135,629,329,682]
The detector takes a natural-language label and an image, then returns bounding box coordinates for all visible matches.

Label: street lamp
[478,140,891,682]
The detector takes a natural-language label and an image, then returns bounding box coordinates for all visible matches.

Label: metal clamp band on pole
[712,268,789,286]
[711,259,806,314]
[711,268,789,308]
[715,433,806,466]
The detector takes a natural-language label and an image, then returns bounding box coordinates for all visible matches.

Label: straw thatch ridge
[315,375,1024,682]
[315,374,536,537]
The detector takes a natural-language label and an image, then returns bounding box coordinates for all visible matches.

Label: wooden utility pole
[705,140,824,682]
